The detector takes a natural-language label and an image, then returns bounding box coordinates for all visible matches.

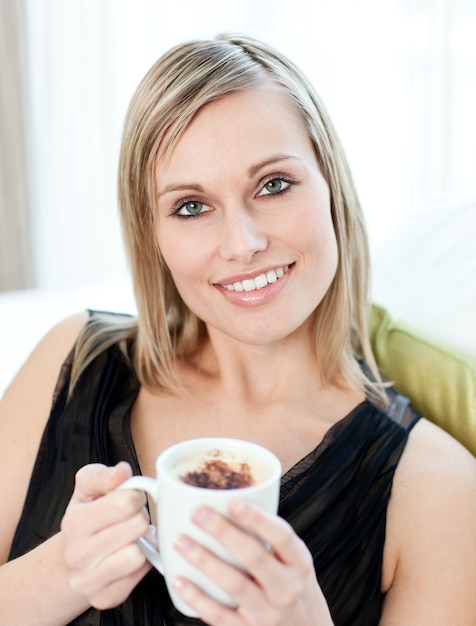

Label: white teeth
[267,269,277,283]
[255,274,268,289]
[221,265,289,293]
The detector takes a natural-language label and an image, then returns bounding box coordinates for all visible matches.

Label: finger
[174,534,269,623]
[72,462,133,503]
[191,504,285,573]
[145,523,158,549]
[63,506,149,581]
[70,540,148,598]
[62,486,147,539]
[87,507,150,562]
[87,558,152,610]
[192,505,313,606]
[174,532,325,624]
[172,576,242,626]
[191,507,280,586]
[227,501,310,568]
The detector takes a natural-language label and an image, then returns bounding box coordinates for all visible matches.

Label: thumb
[72,461,133,503]
[105,461,134,491]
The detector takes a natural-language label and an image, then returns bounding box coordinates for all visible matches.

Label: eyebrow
[157,183,204,200]
[247,154,302,177]
[156,154,301,199]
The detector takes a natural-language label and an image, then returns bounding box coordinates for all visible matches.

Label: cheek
[157,231,207,293]
[294,201,338,265]
[155,236,180,294]
[303,216,339,299]
[319,217,339,264]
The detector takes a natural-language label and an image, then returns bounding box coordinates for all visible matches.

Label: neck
[190,323,344,409]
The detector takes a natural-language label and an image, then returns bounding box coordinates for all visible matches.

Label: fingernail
[175,535,194,553]
[192,506,214,526]
[229,500,247,517]
[173,577,189,592]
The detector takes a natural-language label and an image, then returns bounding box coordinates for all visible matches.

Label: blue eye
[175,199,207,217]
[259,177,292,196]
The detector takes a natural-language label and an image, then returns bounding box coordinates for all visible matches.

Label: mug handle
[117,475,164,574]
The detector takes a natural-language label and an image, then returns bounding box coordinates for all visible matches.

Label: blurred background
[1,0,475,393]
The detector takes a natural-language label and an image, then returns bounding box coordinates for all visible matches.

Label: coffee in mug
[119,437,281,617]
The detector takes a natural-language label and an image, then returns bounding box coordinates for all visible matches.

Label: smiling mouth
[218,264,291,293]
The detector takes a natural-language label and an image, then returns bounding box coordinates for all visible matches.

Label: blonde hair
[72,33,384,401]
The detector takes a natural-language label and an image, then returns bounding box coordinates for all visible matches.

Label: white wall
[23,0,476,288]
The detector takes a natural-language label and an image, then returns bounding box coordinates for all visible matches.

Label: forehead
[156,86,314,178]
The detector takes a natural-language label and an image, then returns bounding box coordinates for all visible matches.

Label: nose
[219,208,268,263]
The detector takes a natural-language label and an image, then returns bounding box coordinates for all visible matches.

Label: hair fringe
[69,312,138,397]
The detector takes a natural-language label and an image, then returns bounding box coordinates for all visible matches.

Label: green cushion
[370,304,476,456]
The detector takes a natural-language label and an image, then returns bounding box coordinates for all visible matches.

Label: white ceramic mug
[119,437,281,617]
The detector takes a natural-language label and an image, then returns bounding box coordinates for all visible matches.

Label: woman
[1,34,475,626]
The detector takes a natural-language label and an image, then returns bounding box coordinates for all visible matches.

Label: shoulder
[392,418,476,502]
[390,419,476,540]
[0,311,91,453]
[2,311,90,405]
[381,418,476,622]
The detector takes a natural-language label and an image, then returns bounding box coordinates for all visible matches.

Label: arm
[1,462,150,626]
[380,419,476,625]
[0,312,89,565]
[0,313,92,624]
[0,312,152,625]
[0,534,89,625]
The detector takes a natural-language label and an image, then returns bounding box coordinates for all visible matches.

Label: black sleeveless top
[9,314,421,626]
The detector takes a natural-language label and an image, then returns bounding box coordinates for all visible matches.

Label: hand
[61,462,152,609]
[172,501,334,626]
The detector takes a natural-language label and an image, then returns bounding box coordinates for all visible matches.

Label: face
[155,86,338,346]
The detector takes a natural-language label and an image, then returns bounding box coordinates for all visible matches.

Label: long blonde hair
[72,33,383,400]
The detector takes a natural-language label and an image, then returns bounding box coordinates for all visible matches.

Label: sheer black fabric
[9,313,421,626]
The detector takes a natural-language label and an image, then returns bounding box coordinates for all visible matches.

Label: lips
[217,265,291,293]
